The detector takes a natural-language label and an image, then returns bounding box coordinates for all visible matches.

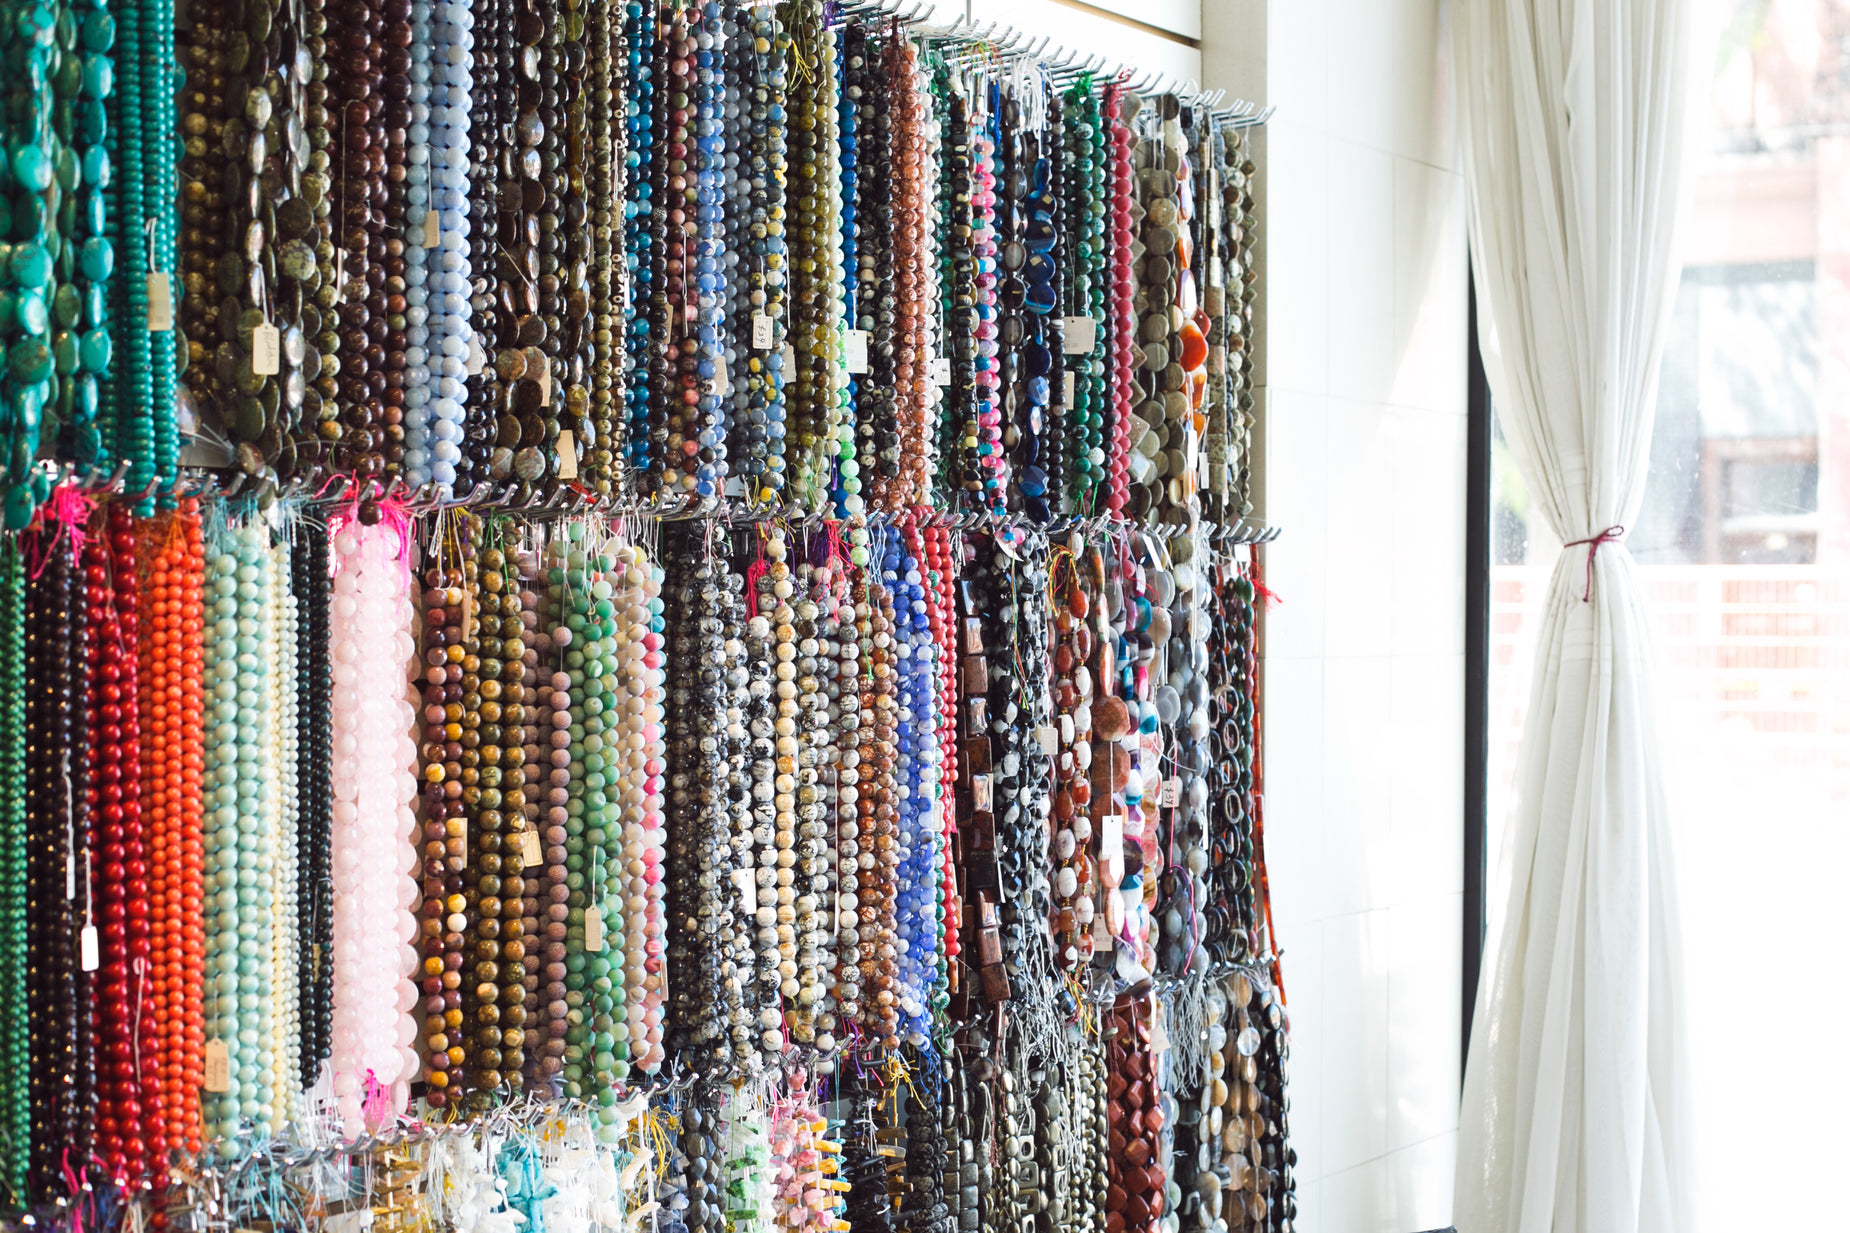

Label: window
[1482,1,1850,1224]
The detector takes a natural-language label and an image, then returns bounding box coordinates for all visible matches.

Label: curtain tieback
[1560,525,1626,602]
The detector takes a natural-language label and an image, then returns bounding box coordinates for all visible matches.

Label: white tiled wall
[1203,2,1467,1230]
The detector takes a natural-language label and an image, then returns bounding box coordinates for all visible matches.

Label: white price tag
[752,313,776,349]
[781,342,797,379]
[251,322,280,375]
[146,273,173,332]
[80,923,98,972]
[931,355,952,386]
[844,328,870,374]
[1101,814,1124,883]
[521,830,543,867]
[1061,370,1075,408]
[1063,316,1096,354]
[1161,778,1180,809]
[584,904,605,952]
[423,206,441,248]
[556,428,579,479]
[710,363,730,397]
[1034,726,1057,755]
[466,335,486,375]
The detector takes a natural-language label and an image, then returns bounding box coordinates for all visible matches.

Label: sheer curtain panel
[1452,3,1696,1232]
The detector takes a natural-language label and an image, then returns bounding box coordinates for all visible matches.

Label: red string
[1561,525,1625,602]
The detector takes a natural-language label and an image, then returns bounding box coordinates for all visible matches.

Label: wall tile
[1322,1157,1392,1233]
[1260,388,1328,661]
[1385,653,1465,904]
[1391,160,1469,416]
[1387,407,1467,656]
[1388,1133,1459,1231]
[1326,0,1455,169]
[1262,656,1325,931]
[1266,122,1331,395]
[1265,0,1328,135]
[1322,658,1395,917]
[1323,399,1394,660]
[1326,140,1397,406]
[1278,921,1325,1185]
[1388,896,1462,1152]
[1321,910,1389,1173]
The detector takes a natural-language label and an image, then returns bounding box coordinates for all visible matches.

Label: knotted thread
[1561,525,1626,602]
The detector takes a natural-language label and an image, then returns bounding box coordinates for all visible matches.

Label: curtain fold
[1452,3,1696,1231]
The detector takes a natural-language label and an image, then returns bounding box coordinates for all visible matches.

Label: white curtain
[1452,4,1696,1232]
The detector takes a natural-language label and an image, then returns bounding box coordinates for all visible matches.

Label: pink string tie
[1562,525,1625,602]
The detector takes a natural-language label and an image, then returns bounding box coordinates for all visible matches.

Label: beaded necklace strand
[0,541,26,1195]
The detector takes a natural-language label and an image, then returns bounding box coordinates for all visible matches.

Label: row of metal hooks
[832,0,1275,129]
[30,458,1284,547]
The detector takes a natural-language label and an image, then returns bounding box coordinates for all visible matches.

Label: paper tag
[1101,814,1124,882]
[80,923,98,972]
[147,273,174,331]
[1034,726,1057,755]
[732,867,758,916]
[204,1038,230,1092]
[556,428,579,480]
[66,849,75,902]
[423,206,441,248]
[1161,778,1180,809]
[466,334,486,375]
[534,354,552,404]
[584,905,605,952]
[460,588,475,642]
[710,363,730,397]
[931,355,952,386]
[752,313,775,349]
[843,329,870,374]
[251,322,280,375]
[1063,316,1096,354]
[781,342,797,378]
[520,830,543,867]
[1061,370,1075,408]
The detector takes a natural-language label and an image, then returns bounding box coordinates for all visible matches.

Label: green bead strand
[0,540,27,1195]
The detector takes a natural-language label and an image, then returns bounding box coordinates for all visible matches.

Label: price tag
[534,354,552,404]
[1161,778,1180,809]
[147,273,174,331]
[781,342,797,379]
[459,588,475,642]
[80,923,98,972]
[1034,726,1057,755]
[710,363,730,397]
[585,905,605,951]
[752,313,776,349]
[732,867,758,916]
[204,1038,231,1092]
[931,355,952,386]
[423,206,441,248]
[1062,316,1096,354]
[466,334,486,375]
[1061,370,1075,408]
[556,429,578,480]
[1101,814,1124,884]
[843,328,870,374]
[521,830,543,867]
[252,322,280,375]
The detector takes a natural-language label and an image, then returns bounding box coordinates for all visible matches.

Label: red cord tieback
[1562,525,1625,602]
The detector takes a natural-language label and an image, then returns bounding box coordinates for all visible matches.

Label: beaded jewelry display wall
[0,3,1292,1230]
